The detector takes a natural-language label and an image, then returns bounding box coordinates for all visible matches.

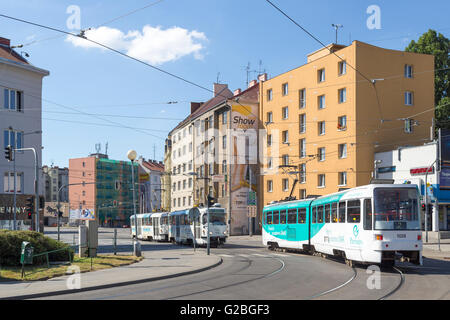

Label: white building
[138,158,164,212]
[375,142,450,233]
[170,115,194,211]
[0,37,49,230]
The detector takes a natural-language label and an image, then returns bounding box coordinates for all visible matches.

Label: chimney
[213,83,228,97]
[0,37,11,47]
[248,80,257,88]
[234,88,242,96]
[191,102,202,114]
[258,73,268,82]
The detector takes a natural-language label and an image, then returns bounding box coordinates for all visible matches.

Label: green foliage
[405,29,450,105]
[0,230,74,266]
[436,97,450,130]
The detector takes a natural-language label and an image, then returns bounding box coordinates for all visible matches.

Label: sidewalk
[0,249,222,300]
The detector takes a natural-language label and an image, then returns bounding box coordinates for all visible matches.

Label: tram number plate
[397,234,406,238]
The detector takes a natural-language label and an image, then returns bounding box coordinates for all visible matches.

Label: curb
[0,257,223,300]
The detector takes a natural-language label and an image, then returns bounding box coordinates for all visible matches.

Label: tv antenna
[95,143,101,154]
[332,24,344,44]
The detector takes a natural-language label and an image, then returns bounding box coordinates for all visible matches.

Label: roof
[189,85,233,121]
[141,159,164,172]
[0,44,29,65]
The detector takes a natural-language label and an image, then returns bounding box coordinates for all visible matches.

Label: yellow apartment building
[259,40,435,206]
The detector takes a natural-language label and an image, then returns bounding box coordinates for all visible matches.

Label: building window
[282,83,288,96]
[299,189,306,200]
[338,88,346,103]
[405,64,413,78]
[282,154,289,166]
[405,91,414,106]
[267,89,273,101]
[318,95,326,109]
[282,179,289,192]
[300,163,306,183]
[282,106,289,120]
[183,180,187,189]
[222,135,227,149]
[318,147,326,161]
[3,88,23,112]
[338,116,347,130]
[405,119,414,134]
[282,130,289,144]
[299,139,306,158]
[267,157,273,169]
[338,61,347,76]
[267,112,273,124]
[338,144,347,159]
[3,129,23,149]
[267,180,273,193]
[299,89,306,108]
[318,69,325,82]
[267,134,272,147]
[318,121,325,136]
[221,184,225,197]
[189,178,193,188]
[318,174,325,188]
[299,114,306,133]
[3,172,23,193]
[222,160,227,174]
[222,111,228,124]
[339,172,347,186]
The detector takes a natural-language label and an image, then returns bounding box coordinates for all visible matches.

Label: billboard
[69,208,95,220]
[229,101,258,235]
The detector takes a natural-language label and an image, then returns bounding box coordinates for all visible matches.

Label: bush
[0,230,74,266]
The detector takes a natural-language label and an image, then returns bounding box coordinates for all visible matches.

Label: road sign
[247,191,256,206]
[247,205,257,218]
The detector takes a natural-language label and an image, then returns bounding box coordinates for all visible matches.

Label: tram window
[312,207,317,223]
[347,200,361,223]
[280,210,287,224]
[364,199,373,230]
[288,209,297,224]
[331,203,338,223]
[267,212,273,225]
[317,206,324,223]
[325,204,331,223]
[339,202,346,222]
[273,211,280,224]
[298,208,306,224]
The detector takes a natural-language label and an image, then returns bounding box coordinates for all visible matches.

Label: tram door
[137,217,142,239]
[153,217,160,238]
[176,216,181,238]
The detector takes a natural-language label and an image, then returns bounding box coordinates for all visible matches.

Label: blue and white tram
[168,210,191,244]
[262,184,423,266]
[168,206,228,247]
[130,213,154,240]
[151,212,169,241]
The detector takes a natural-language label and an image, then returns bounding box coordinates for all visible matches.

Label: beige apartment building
[260,41,434,206]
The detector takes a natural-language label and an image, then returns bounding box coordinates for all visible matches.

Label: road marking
[272,253,290,257]
[238,254,251,258]
[252,253,269,257]
[218,254,233,258]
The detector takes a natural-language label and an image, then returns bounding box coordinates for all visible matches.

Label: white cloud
[66,25,207,65]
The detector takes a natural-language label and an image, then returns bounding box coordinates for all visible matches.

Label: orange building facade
[259,41,435,206]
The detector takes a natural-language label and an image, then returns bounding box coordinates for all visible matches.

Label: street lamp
[127,149,141,257]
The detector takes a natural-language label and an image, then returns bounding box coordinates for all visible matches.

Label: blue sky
[1,0,449,167]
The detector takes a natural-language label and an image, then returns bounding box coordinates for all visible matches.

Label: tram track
[378,266,405,300]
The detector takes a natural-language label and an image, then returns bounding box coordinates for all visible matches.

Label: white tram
[262,184,423,266]
[168,205,227,247]
[130,212,170,241]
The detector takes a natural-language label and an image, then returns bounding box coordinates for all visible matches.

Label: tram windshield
[373,188,420,230]
[202,209,226,225]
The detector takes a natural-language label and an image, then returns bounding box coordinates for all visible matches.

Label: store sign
[440,167,450,189]
[410,167,434,176]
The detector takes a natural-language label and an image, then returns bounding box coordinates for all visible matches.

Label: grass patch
[0,254,143,281]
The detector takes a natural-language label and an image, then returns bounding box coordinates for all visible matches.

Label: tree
[405,29,449,105]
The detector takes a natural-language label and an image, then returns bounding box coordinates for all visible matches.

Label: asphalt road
[41,227,450,300]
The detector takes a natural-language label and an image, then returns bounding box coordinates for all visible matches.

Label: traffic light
[4,145,13,161]
[58,211,63,218]
[207,195,216,207]
[421,204,426,211]
[25,196,35,219]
